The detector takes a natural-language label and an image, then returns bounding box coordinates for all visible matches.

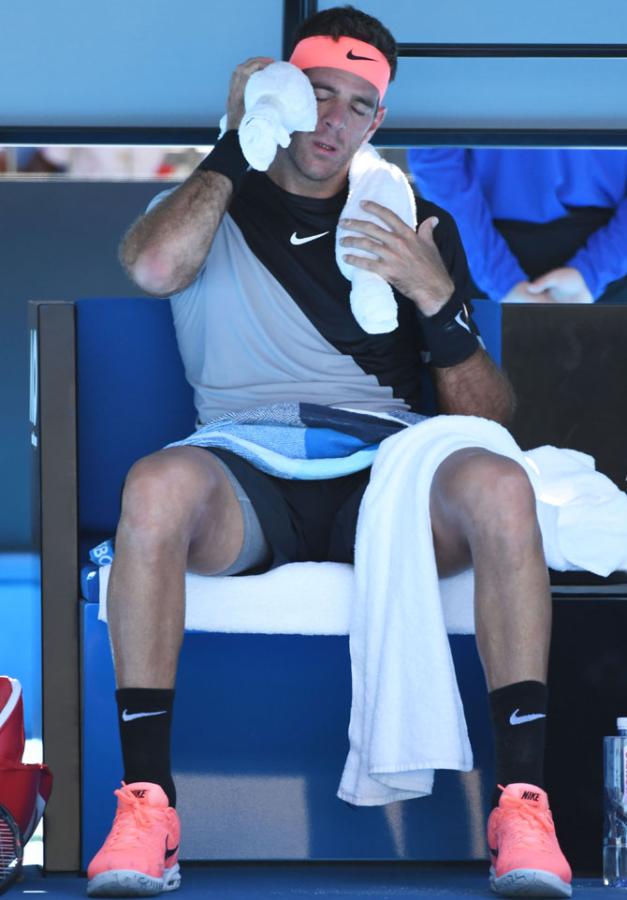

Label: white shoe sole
[490,865,572,898]
[87,863,181,896]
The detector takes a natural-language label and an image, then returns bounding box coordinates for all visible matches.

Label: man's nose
[321,99,348,130]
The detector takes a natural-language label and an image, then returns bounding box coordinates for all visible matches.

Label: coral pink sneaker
[487,783,572,897]
[87,782,180,896]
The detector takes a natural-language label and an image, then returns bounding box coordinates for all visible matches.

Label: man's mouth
[312,140,337,153]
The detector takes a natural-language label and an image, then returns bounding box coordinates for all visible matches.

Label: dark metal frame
[30,302,81,872]
[398,42,627,58]
[4,125,627,148]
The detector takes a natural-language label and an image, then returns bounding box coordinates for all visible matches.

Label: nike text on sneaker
[121,709,168,723]
[87,782,181,897]
[509,709,547,726]
[487,783,572,898]
[347,49,376,61]
[290,231,330,246]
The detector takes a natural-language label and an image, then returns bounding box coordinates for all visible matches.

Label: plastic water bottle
[603,718,627,887]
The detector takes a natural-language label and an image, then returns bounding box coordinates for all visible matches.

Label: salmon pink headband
[289,35,391,100]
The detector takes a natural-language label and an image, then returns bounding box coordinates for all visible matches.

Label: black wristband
[196,130,249,192]
[419,294,480,368]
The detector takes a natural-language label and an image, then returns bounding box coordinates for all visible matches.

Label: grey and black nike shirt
[149,172,479,425]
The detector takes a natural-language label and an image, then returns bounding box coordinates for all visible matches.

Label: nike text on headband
[289,35,391,101]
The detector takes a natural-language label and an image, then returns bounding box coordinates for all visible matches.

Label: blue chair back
[76,297,196,540]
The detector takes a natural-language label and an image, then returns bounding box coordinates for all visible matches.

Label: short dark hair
[292,5,398,82]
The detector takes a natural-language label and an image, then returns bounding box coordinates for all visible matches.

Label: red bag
[0,676,53,842]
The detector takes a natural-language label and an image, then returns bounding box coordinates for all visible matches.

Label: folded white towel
[98,556,475,635]
[99,561,353,635]
[229,62,317,171]
[336,144,417,334]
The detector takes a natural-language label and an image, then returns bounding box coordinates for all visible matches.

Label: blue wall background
[1,0,627,130]
[0,0,283,129]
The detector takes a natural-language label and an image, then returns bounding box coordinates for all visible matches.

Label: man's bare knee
[120,447,235,549]
[465,455,537,538]
[431,449,540,568]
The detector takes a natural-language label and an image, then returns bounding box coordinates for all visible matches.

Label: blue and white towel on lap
[166,402,426,479]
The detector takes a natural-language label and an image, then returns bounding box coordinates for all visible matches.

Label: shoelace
[106,783,164,849]
[497,785,554,850]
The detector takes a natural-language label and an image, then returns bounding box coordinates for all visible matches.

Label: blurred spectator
[407,148,627,304]
[41,146,167,178]
[21,146,169,178]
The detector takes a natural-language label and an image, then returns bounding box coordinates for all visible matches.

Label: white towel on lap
[527,445,627,576]
[337,415,627,805]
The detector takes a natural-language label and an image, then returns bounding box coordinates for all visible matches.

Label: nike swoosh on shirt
[347,49,377,61]
[509,709,546,726]
[290,231,330,245]
[122,708,168,722]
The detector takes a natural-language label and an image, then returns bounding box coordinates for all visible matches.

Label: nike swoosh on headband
[290,231,330,245]
[509,709,546,726]
[122,708,168,722]
[347,49,377,61]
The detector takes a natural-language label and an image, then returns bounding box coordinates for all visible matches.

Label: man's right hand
[226,57,274,131]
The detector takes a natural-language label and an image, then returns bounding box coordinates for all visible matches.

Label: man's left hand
[340,201,454,317]
[527,267,594,303]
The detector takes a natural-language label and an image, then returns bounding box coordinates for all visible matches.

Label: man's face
[270,66,386,197]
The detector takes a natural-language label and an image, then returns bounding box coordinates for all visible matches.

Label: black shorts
[208,447,371,574]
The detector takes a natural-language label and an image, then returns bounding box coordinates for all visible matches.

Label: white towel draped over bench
[97,561,475,637]
[98,415,627,807]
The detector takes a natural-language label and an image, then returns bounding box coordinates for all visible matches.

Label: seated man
[86,6,572,898]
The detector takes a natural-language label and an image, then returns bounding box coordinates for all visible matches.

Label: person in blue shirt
[407,148,627,304]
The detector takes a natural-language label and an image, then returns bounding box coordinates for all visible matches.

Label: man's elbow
[120,245,180,298]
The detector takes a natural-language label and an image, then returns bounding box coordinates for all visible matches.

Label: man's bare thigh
[151,445,246,574]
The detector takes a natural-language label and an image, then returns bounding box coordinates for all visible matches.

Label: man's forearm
[120,169,234,297]
[431,348,515,425]
[120,58,273,298]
